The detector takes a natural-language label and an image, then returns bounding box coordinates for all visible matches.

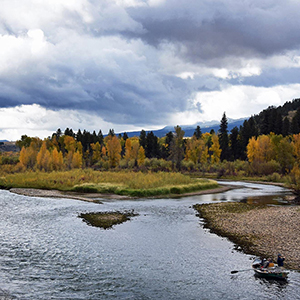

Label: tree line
[0,98,298,180]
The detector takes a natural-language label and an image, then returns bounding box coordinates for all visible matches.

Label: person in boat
[277,254,285,267]
[263,258,273,268]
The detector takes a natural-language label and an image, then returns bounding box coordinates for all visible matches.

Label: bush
[266,172,281,182]
[249,160,280,176]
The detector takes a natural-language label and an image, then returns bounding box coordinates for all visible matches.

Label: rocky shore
[194,202,300,270]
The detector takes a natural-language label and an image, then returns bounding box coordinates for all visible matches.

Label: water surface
[1,182,299,299]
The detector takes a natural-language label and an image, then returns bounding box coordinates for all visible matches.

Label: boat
[252,258,289,280]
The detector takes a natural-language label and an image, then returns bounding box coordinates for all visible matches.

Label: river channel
[1,182,300,299]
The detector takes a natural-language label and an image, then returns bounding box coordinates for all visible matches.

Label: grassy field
[0,169,219,197]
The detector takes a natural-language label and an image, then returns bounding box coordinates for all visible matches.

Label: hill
[0,141,19,152]
[117,118,246,138]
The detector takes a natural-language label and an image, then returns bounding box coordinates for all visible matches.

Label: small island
[194,202,300,270]
[79,210,138,229]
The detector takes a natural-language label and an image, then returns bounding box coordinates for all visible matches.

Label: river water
[1,182,300,300]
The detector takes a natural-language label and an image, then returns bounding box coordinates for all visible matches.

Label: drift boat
[252,258,289,280]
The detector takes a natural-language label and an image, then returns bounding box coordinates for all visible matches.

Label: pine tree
[219,112,230,161]
[230,126,240,160]
[139,130,147,149]
[108,129,115,137]
[145,131,160,158]
[193,126,202,139]
[282,117,290,136]
[97,130,104,145]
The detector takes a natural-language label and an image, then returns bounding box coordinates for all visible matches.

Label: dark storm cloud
[0,0,300,132]
[232,67,300,88]
[127,0,300,65]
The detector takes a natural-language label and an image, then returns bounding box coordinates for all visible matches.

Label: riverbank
[194,202,300,270]
[9,184,233,202]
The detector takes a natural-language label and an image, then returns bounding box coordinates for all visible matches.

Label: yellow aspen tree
[124,139,132,161]
[200,143,209,165]
[91,142,101,163]
[107,135,121,167]
[52,147,64,170]
[101,146,107,161]
[42,149,52,172]
[209,133,221,164]
[184,137,194,162]
[257,135,273,162]
[277,137,295,173]
[131,139,139,161]
[247,136,258,162]
[77,141,83,155]
[36,141,48,170]
[71,150,83,169]
[20,141,38,169]
[19,147,29,168]
[137,146,145,166]
[64,136,76,154]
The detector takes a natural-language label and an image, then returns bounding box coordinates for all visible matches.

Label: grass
[0,169,219,197]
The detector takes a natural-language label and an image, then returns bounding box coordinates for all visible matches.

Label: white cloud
[0,104,144,141]
[193,84,300,121]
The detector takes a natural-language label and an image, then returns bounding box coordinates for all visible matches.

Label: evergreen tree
[282,117,290,136]
[291,108,300,134]
[261,108,271,134]
[123,132,128,141]
[92,131,98,143]
[165,131,173,159]
[64,128,75,137]
[170,126,185,170]
[97,130,104,145]
[239,117,258,160]
[108,129,115,137]
[193,125,202,139]
[219,112,230,161]
[139,130,147,149]
[76,129,83,144]
[274,111,283,135]
[56,128,62,139]
[229,126,240,160]
[82,130,91,152]
[145,131,160,158]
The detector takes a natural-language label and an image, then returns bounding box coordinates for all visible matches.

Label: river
[1,182,300,299]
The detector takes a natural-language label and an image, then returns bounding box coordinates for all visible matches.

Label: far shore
[8,184,234,202]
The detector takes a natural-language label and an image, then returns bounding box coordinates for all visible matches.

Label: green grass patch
[0,169,218,197]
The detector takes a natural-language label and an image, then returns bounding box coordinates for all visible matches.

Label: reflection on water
[0,182,300,299]
[217,181,293,205]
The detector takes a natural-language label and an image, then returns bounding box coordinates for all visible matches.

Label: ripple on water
[1,184,300,299]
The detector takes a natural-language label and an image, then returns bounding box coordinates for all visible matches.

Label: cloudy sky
[1,0,300,140]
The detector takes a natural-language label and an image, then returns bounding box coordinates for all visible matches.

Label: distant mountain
[0,141,19,152]
[118,118,247,138]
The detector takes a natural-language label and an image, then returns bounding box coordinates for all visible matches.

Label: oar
[231,269,253,274]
